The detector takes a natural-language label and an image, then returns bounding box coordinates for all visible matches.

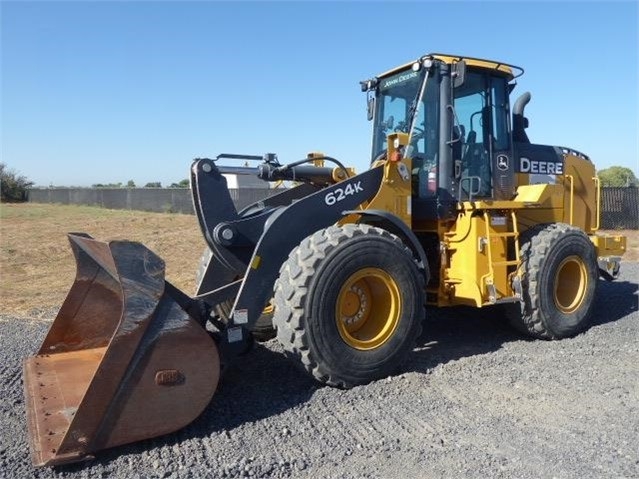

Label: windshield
[371,67,439,163]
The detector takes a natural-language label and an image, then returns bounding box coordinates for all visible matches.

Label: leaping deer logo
[497,155,509,171]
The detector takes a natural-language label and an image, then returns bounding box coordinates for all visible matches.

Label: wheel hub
[336,267,401,350]
[554,255,588,314]
[341,286,369,324]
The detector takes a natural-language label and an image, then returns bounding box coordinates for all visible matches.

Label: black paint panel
[229,166,385,330]
[513,143,565,175]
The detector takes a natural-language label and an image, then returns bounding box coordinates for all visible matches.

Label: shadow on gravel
[407,304,519,373]
[51,280,638,472]
[590,279,638,326]
[407,278,638,375]
[55,343,319,472]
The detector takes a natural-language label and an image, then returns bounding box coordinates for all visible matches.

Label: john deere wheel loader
[24,53,626,466]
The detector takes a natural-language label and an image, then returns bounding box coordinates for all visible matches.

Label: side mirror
[452,60,466,88]
[367,94,375,121]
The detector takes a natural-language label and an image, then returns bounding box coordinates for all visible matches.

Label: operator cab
[363,54,523,220]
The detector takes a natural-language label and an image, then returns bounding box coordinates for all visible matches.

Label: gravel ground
[2,263,637,479]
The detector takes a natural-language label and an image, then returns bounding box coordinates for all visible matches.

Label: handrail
[566,174,574,225]
[481,211,496,303]
[458,176,482,202]
[510,211,521,265]
[482,212,495,273]
[592,176,601,231]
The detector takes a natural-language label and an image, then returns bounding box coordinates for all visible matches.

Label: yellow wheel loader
[23,53,626,466]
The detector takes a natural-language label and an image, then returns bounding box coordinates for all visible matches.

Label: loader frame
[191,157,388,350]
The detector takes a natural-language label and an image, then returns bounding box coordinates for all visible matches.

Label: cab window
[453,70,511,198]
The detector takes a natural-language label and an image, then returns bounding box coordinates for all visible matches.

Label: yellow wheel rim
[335,267,401,350]
[553,255,588,313]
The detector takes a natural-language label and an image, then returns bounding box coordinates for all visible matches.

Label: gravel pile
[2,264,637,478]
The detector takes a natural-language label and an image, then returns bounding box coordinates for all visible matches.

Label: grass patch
[1,203,206,317]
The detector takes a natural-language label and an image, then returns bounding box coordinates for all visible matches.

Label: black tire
[196,249,276,342]
[273,224,425,388]
[507,223,598,339]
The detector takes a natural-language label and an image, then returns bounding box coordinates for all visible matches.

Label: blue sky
[2,1,638,187]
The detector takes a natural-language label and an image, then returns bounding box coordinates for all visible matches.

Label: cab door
[453,70,514,201]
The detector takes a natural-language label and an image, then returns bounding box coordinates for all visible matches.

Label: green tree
[144,181,162,188]
[1,163,34,202]
[597,166,638,187]
[126,180,136,188]
[92,182,123,188]
[169,179,190,188]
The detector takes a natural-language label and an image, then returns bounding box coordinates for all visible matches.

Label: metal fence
[601,187,639,230]
[27,186,639,229]
[27,187,278,214]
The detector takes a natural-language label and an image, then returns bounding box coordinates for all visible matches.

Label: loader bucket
[23,233,220,467]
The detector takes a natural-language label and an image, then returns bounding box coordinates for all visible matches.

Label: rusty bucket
[23,233,220,467]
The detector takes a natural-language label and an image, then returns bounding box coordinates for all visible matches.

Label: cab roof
[377,53,524,81]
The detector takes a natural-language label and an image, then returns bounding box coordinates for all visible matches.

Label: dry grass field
[0,203,206,316]
[1,202,637,317]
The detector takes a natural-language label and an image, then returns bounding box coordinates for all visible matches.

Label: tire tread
[273,224,425,388]
[509,223,596,340]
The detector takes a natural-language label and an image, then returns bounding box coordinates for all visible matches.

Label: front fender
[343,209,430,282]
[226,166,385,334]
